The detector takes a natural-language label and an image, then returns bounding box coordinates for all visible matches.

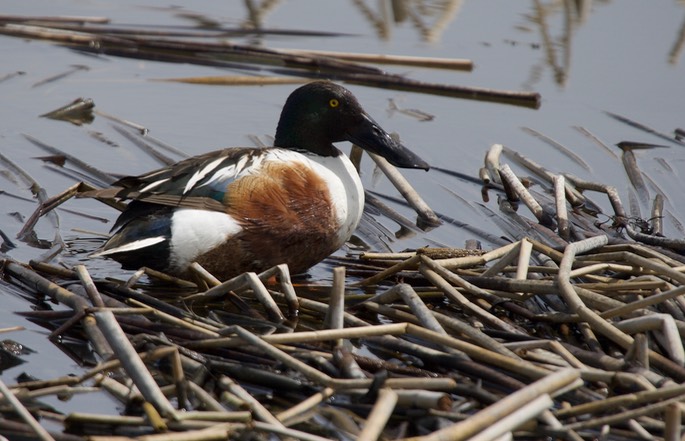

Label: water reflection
[351,0,462,42]
[237,0,462,43]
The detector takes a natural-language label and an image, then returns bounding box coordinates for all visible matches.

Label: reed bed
[4,142,685,439]
[3,11,685,441]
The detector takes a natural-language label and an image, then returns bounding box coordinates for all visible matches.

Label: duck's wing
[85,147,267,212]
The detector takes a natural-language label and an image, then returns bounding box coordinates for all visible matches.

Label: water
[1,0,683,418]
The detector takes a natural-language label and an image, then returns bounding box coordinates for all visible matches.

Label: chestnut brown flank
[193,161,340,278]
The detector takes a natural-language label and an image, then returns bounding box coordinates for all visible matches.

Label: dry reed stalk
[276,387,335,425]
[5,261,113,358]
[406,325,550,380]
[158,75,306,86]
[554,175,570,240]
[383,378,458,390]
[556,383,685,419]
[257,264,299,316]
[421,254,520,304]
[125,299,221,337]
[0,379,56,441]
[279,49,473,70]
[499,164,546,223]
[245,271,284,322]
[75,264,104,307]
[360,251,416,260]
[395,390,452,410]
[419,262,524,334]
[94,374,139,404]
[368,152,440,227]
[251,420,336,441]
[354,254,421,286]
[651,194,664,236]
[227,326,335,386]
[357,388,398,441]
[600,284,685,319]
[93,310,177,418]
[558,236,635,345]
[217,377,283,428]
[431,310,519,358]
[188,262,221,287]
[172,410,251,422]
[395,283,450,337]
[185,382,224,412]
[484,144,503,184]
[134,425,236,441]
[503,340,585,369]
[615,314,684,365]
[479,242,523,277]
[404,369,580,441]
[515,239,534,282]
[501,147,585,206]
[468,394,553,441]
[564,392,685,431]
[324,267,346,344]
[13,384,100,401]
[193,323,408,349]
[664,403,681,441]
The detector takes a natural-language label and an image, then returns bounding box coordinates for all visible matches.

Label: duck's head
[274,81,429,171]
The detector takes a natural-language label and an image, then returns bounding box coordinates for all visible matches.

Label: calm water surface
[1,0,683,414]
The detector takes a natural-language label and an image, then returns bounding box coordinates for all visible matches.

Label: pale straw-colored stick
[75,264,105,307]
[368,152,440,227]
[94,310,177,418]
[0,379,56,441]
[396,283,448,336]
[499,164,545,221]
[600,285,685,319]
[276,387,335,425]
[353,254,421,286]
[515,238,533,281]
[324,267,346,347]
[554,175,570,240]
[468,394,553,441]
[564,393,685,431]
[357,388,399,441]
[218,376,284,428]
[665,403,681,441]
[405,368,580,441]
[615,314,684,366]
[280,49,473,71]
[420,260,524,334]
[246,272,284,322]
[406,325,550,380]
[261,264,299,316]
[484,143,503,184]
[480,241,522,277]
[557,236,634,348]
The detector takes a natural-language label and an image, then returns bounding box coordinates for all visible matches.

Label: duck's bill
[346,113,430,171]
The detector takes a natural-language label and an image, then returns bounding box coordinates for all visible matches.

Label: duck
[89,81,429,280]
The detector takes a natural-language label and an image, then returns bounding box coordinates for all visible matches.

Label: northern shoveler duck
[90,81,429,280]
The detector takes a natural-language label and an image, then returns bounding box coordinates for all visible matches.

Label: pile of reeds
[4,205,685,440]
[3,104,685,441]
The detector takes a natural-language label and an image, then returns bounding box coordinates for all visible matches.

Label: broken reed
[5,225,685,440]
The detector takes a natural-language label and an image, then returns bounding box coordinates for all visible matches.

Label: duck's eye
[329,98,340,108]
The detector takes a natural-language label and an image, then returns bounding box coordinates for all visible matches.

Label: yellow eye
[329,98,339,108]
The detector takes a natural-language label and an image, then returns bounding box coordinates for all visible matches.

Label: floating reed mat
[4,230,685,440]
